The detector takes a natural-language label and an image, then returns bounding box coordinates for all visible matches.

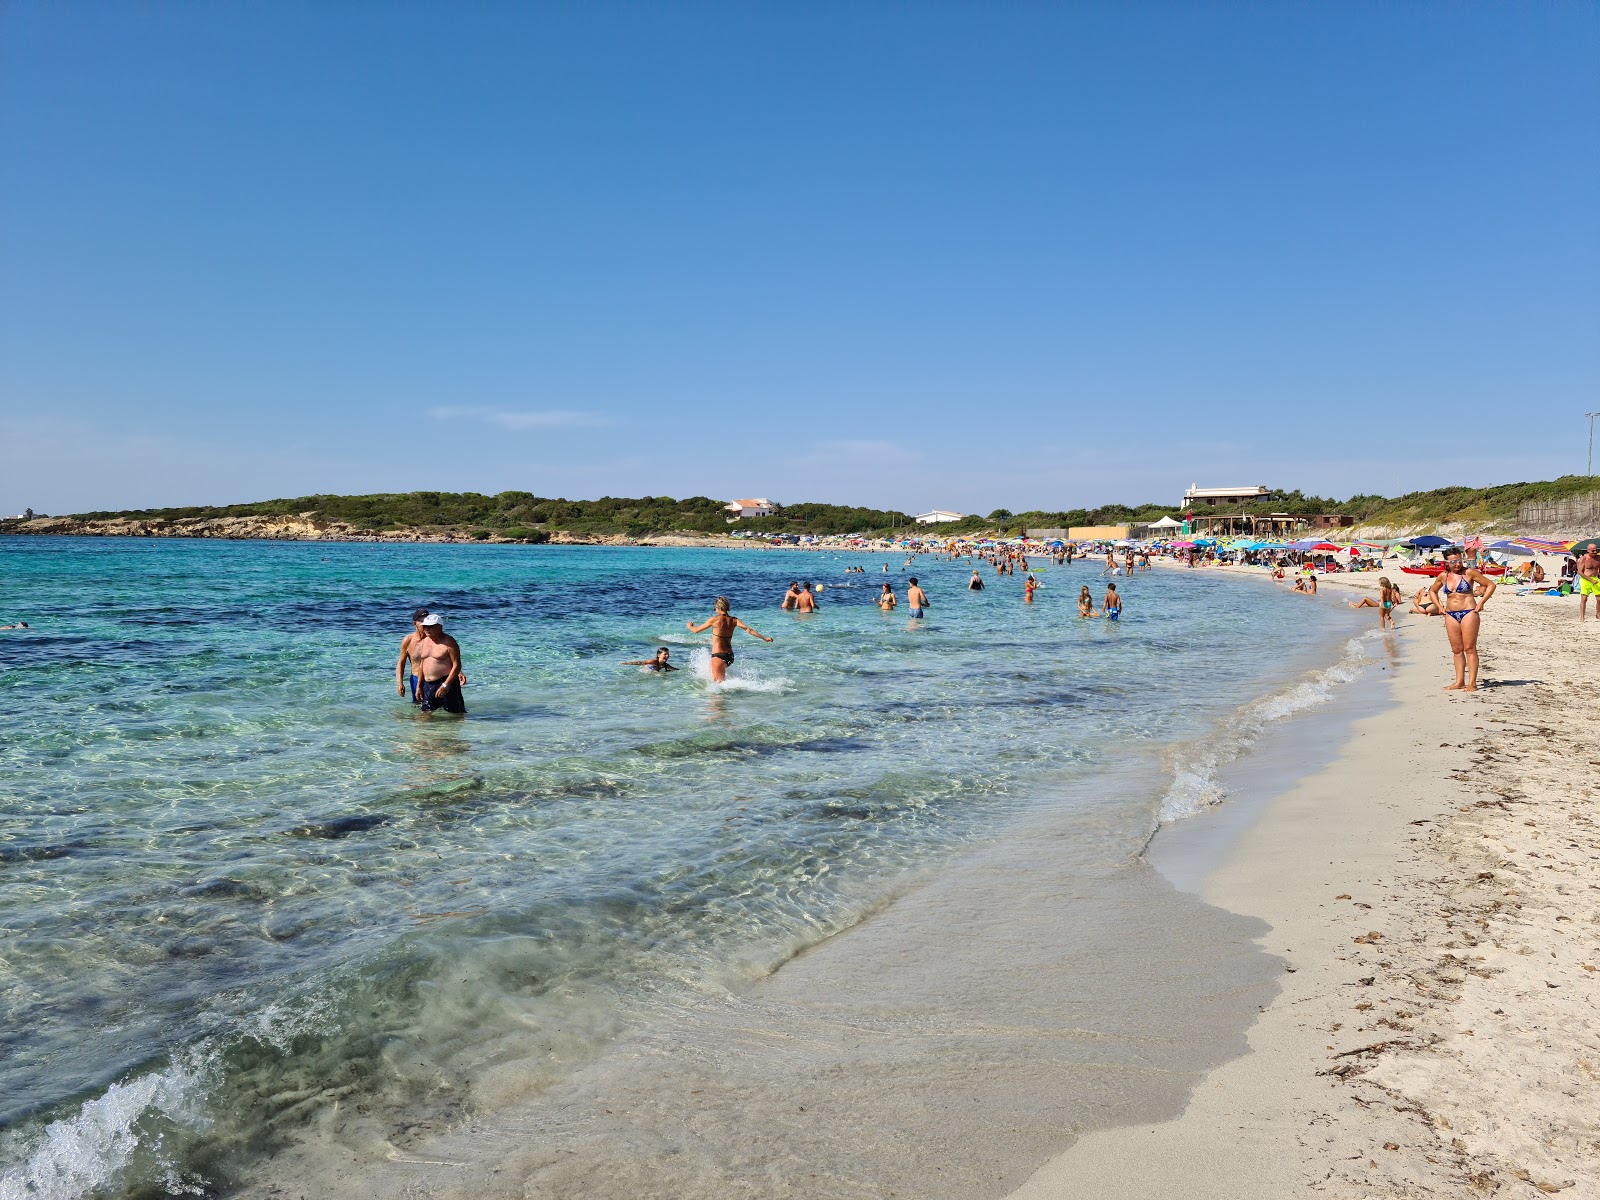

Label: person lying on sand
[687,596,773,683]
[1410,587,1442,616]
[621,647,678,672]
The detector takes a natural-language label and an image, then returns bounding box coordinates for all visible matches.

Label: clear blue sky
[2,2,1596,517]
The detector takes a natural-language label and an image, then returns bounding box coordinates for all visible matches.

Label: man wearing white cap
[414,614,466,714]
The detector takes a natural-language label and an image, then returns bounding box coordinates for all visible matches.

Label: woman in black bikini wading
[1426,548,1496,692]
[687,596,773,683]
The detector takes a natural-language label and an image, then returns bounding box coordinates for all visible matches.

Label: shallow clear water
[0,539,1364,1197]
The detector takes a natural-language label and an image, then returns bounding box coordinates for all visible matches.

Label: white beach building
[1181,484,1270,508]
[724,498,776,520]
[913,510,965,525]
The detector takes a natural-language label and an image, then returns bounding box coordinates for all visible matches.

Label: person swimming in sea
[781,581,800,610]
[0,621,28,630]
[1024,574,1038,603]
[621,647,678,672]
[877,582,897,611]
[796,583,818,613]
[687,596,773,683]
[1078,585,1094,618]
[1102,582,1121,621]
[968,570,984,591]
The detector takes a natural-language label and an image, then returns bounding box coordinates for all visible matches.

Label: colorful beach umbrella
[1569,535,1600,557]
[1515,537,1571,553]
[1486,539,1533,556]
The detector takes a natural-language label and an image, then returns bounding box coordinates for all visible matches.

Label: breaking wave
[1158,631,1379,823]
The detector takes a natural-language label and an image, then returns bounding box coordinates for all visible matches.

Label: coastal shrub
[56,476,1600,538]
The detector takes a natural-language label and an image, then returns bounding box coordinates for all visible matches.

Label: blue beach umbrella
[1405,535,1452,549]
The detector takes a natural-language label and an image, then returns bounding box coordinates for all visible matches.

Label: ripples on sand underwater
[0,539,1376,1198]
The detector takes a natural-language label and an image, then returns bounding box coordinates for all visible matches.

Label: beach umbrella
[1169,540,1195,549]
[1514,537,1570,554]
[1486,539,1533,556]
[1405,535,1452,549]
[1569,535,1600,557]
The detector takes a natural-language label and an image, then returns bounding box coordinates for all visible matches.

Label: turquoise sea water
[0,538,1368,1197]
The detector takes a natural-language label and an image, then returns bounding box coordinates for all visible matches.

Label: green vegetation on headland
[58,492,913,539]
[8,475,1598,540]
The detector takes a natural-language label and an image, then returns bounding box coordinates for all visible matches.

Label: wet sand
[1011,565,1600,1198]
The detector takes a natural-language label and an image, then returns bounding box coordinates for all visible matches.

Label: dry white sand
[1009,562,1600,1199]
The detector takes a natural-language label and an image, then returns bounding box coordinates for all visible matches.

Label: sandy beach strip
[1009,565,1600,1199]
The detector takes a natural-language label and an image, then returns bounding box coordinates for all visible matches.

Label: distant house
[1181,484,1271,508]
[724,498,776,520]
[913,510,964,525]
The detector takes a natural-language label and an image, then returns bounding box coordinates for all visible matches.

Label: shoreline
[1008,568,1600,1197]
[218,571,1379,1200]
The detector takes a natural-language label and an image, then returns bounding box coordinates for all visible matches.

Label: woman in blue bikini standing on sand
[1427,548,1496,692]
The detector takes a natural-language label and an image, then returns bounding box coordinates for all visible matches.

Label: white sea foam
[0,1052,212,1200]
[1158,633,1377,823]
[687,647,792,694]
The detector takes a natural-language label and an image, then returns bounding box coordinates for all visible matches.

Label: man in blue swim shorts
[397,608,431,703]
[1102,582,1122,621]
[413,615,466,714]
[907,578,929,619]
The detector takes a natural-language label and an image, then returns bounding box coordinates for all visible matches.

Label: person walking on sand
[1577,545,1600,621]
[413,615,466,714]
[1348,577,1402,630]
[907,577,929,618]
[1427,548,1496,691]
[796,583,817,613]
[687,596,773,683]
[1102,582,1122,621]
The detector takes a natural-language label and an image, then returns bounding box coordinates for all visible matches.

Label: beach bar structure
[913,509,965,524]
[1182,484,1271,508]
[1185,511,1352,536]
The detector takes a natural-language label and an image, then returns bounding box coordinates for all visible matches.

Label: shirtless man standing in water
[412,615,466,713]
[687,596,773,683]
[396,608,465,702]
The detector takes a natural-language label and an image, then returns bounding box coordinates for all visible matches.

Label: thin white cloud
[790,439,923,467]
[429,406,613,430]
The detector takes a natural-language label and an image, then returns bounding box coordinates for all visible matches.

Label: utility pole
[1589,412,1600,477]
